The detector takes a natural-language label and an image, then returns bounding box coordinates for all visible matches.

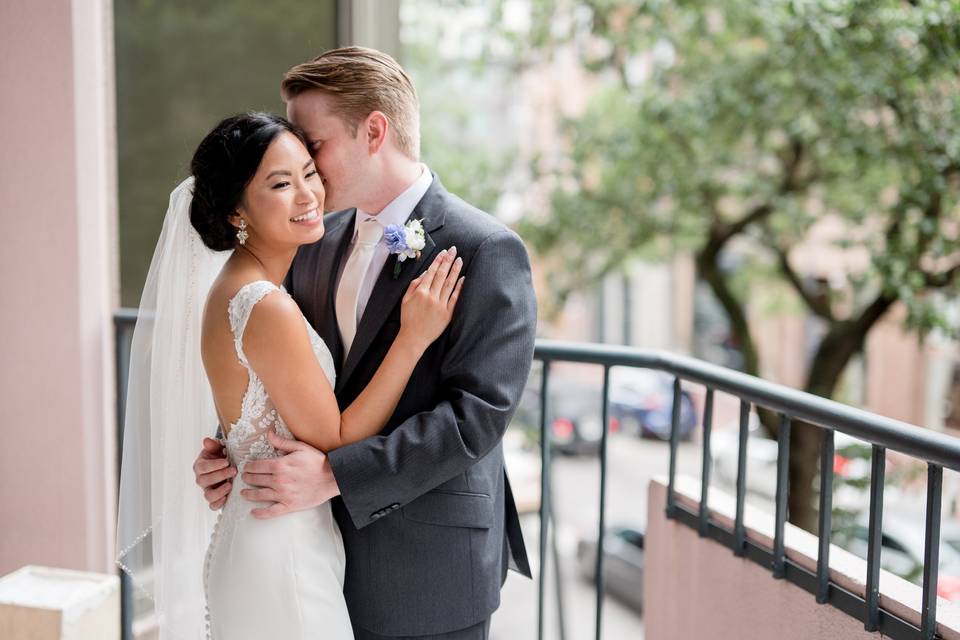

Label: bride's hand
[398,247,464,351]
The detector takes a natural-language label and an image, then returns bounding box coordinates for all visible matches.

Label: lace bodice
[223,280,336,471]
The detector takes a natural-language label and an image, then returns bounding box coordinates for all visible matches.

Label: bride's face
[233,132,326,250]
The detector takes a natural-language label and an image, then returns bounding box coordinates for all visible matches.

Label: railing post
[816,429,834,604]
[594,366,611,640]
[921,463,943,640]
[666,377,682,518]
[733,400,750,556]
[114,315,134,640]
[864,445,885,632]
[537,362,551,640]
[773,414,791,579]
[699,388,714,537]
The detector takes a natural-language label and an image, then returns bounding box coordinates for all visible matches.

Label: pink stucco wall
[0,0,117,574]
[644,477,960,640]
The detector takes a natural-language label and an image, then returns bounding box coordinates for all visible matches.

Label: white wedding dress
[202,280,354,640]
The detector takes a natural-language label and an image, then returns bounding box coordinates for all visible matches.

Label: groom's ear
[364,111,389,154]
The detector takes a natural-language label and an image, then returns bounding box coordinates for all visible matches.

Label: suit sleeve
[326,229,537,529]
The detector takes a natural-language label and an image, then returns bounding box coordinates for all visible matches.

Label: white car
[711,417,870,507]
[503,430,541,515]
[834,510,960,601]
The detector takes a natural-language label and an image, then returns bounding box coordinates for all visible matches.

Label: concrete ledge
[644,475,960,639]
[0,566,119,640]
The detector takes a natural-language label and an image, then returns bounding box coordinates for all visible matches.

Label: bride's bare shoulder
[207,264,268,308]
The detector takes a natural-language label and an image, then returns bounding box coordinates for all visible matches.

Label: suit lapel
[336,178,447,393]
[315,210,356,373]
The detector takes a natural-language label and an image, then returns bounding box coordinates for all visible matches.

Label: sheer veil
[117,176,229,639]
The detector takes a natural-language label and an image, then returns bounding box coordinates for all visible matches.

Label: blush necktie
[335,218,384,359]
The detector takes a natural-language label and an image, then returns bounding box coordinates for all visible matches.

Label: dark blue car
[608,369,698,440]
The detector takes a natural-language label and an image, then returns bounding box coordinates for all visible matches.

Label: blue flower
[382,220,427,278]
[383,224,409,254]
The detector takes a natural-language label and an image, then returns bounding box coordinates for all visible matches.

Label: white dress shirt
[342,164,433,325]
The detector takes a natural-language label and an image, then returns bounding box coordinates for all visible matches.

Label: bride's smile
[290,208,321,224]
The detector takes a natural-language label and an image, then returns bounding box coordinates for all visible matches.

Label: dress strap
[227,280,284,367]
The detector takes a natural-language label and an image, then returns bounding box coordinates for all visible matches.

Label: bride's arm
[244,251,463,453]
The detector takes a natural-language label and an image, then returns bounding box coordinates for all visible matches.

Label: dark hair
[189,112,308,251]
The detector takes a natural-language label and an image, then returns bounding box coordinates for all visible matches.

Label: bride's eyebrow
[264,160,314,181]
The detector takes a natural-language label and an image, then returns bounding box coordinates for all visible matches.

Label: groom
[193,47,536,639]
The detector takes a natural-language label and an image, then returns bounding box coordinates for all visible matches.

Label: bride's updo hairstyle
[189,112,309,251]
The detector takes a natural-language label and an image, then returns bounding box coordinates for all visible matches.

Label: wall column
[0,0,118,574]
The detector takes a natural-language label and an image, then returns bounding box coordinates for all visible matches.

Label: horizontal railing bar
[534,341,960,471]
[114,308,139,325]
[114,319,960,471]
[670,503,922,640]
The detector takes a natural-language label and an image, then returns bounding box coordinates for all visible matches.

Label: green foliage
[508,0,960,332]
[401,0,517,214]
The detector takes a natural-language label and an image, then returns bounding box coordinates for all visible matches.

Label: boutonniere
[383,219,426,279]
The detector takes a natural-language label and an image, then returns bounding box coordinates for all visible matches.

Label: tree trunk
[697,235,897,533]
[788,296,897,532]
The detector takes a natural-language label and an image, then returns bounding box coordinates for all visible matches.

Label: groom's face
[287,90,370,213]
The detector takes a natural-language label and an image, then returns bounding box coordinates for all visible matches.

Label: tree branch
[924,262,960,288]
[716,137,807,244]
[771,243,836,321]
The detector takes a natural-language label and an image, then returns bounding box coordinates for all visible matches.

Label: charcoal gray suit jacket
[284,174,535,637]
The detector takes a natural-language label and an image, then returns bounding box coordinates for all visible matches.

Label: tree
[505,0,960,531]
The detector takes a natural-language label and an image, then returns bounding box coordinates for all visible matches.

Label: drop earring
[237,219,248,246]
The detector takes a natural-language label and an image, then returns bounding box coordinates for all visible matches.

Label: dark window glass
[115,1,337,306]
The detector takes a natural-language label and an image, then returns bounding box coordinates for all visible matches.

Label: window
[115,1,337,306]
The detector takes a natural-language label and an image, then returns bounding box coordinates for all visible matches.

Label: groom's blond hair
[281,47,421,160]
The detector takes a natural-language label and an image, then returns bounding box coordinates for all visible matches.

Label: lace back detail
[221,279,335,470]
[228,280,282,368]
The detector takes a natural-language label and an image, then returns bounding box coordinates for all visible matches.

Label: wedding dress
[202,279,353,640]
[116,176,355,640]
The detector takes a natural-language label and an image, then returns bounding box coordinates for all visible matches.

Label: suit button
[389,504,399,510]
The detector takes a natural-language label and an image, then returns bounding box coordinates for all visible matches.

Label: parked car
[512,376,620,456]
[713,425,960,601]
[834,511,960,601]
[576,523,645,612]
[609,369,698,440]
[712,417,870,501]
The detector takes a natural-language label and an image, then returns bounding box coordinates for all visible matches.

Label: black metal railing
[113,308,959,640]
[114,309,137,640]
[533,340,960,640]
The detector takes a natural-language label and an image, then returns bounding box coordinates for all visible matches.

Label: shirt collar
[353,164,433,237]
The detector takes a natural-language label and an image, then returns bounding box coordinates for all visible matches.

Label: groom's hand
[240,429,341,519]
[193,437,237,510]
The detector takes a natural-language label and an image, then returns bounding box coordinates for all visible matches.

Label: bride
[116,112,464,640]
